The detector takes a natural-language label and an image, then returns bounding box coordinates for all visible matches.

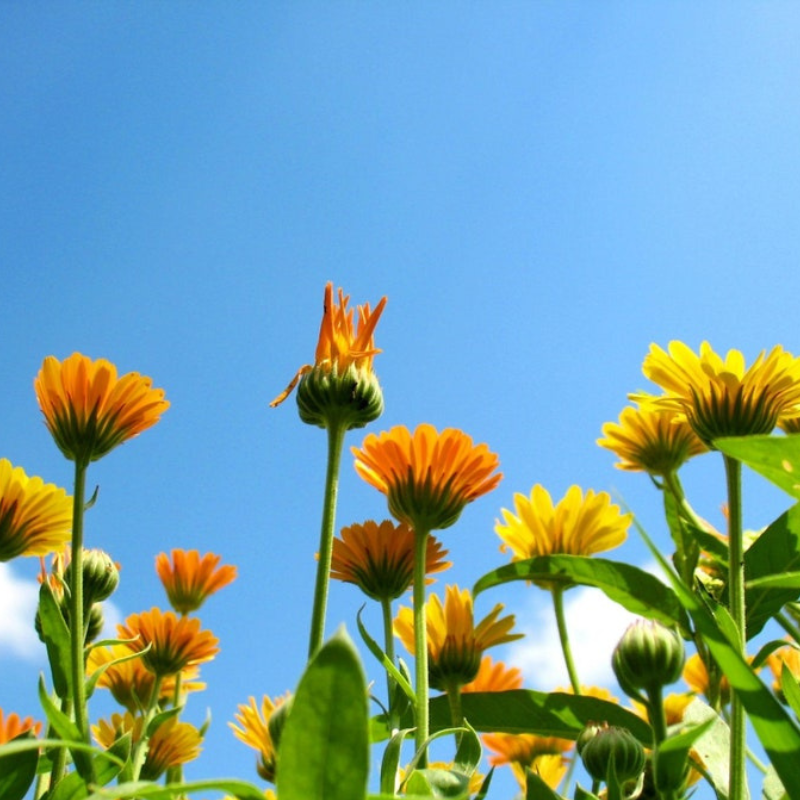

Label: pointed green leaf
[525,769,563,800]
[380,728,414,795]
[654,717,715,794]
[716,435,800,501]
[38,581,72,699]
[0,733,39,800]
[781,664,800,722]
[452,720,482,777]
[683,698,730,799]
[277,627,370,800]
[85,778,265,799]
[473,555,690,633]
[405,690,652,747]
[357,606,416,704]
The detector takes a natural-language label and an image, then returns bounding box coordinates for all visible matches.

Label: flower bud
[65,549,120,607]
[579,723,645,785]
[613,619,685,698]
[296,364,383,431]
[84,603,105,644]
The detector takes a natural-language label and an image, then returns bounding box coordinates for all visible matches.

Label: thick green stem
[308,421,347,659]
[723,454,748,800]
[68,460,95,783]
[381,596,399,732]
[647,685,678,800]
[551,586,581,695]
[413,528,431,766]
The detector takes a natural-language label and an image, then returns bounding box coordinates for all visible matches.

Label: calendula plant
[3,291,800,800]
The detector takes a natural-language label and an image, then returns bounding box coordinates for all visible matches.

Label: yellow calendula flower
[461,654,523,693]
[641,341,800,445]
[0,459,72,562]
[117,608,219,677]
[683,652,731,706]
[766,639,800,694]
[353,423,502,532]
[156,549,237,615]
[271,282,387,429]
[483,733,571,792]
[598,402,707,475]
[230,693,291,784]
[330,519,451,601]
[496,484,630,567]
[34,352,169,463]
[141,717,203,780]
[394,584,522,690]
[0,708,41,743]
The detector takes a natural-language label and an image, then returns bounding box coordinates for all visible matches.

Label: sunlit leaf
[716,435,800,501]
[38,581,72,699]
[0,733,38,800]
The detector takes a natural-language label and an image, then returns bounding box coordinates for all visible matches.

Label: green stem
[130,674,164,780]
[444,678,464,729]
[381,596,399,733]
[166,669,185,786]
[68,460,95,783]
[413,527,431,767]
[723,454,748,800]
[647,686,678,800]
[551,586,581,695]
[308,421,347,659]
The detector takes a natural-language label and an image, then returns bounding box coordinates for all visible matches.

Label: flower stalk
[551,586,581,695]
[412,527,432,766]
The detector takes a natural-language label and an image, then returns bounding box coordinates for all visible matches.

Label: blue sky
[3,4,800,797]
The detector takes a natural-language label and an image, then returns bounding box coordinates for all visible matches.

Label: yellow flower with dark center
[0,459,72,562]
[156,549,237,615]
[495,485,630,571]
[117,608,219,677]
[461,654,523,693]
[230,693,291,784]
[394,584,522,690]
[598,402,707,475]
[0,708,41,743]
[330,519,451,601]
[641,341,800,445]
[141,717,203,780]
[270,283,387,429]
[780,416,800,434]
[353,424,502,532]
[91,711,143,749]
[34,352,169,463]
[87,644,205,712]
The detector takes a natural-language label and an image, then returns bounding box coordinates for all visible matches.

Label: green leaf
[683,698,730,799]
[452,720,482,777]
[277,627,370,800]
[654,717,715,794]
[38,675,94,779]
[0,732,39,800]
[405,690,652,747]
[473,555,690,634]
[405,768,470,799]
[357,606,416,704]
[85,778,265,799]
[634,516,800,799]
[763,765,789,800]
[716,435,800,501]
[747,573,800,590]
[781,664,800,722]
[38,581,72,699]
[525,769,563,800]
[380,728,414,795]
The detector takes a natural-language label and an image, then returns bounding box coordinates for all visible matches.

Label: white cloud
[0,562,123,663]
[507,567,662,691]
[0,562,45,660]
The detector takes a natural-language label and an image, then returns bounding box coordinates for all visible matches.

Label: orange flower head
[598,402,707,475]
[156,549,237,614]
[482,733,571,791]
[141,717,203,780]
[683,652,731,706]
[34,352,169,463]
[117,608,219,677]
[0,459,72,562]
[270,283,387,429]
[641,341,800,445]
[461,655,524,693]
[230,693,291,784]
[353,423,502,532]
[766,639,800,693]
[331,519,451,601]
[0,709,42,743]
[394,584,522,690]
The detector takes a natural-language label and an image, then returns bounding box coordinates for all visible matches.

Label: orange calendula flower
[641,341,800,445]
[598,402,707,475]
[482,733,571,792]
[683,652,731,706]
[353,423,502,532]
[230,693,291,784]
[330,519,451,601]
[461,655,523,693]
[270,283,387,429]
[0,709,41,743]
[766,639,800,694]
[495,485,630,579]
[0,459,72,561]
[156,549,237,615]
[117,608,219,677]
[34,352,169,464]
[394,584,522,690]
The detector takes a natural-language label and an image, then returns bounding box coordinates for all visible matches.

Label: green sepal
[0,732,39,800]
[38,581,72,700]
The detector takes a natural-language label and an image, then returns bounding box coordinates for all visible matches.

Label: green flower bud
[613,619,685,699]
[65,549,120,607]
[296,363,383,430]
[579,723,646,785]
[84,602,105,644]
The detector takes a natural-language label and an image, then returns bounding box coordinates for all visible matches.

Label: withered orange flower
[156,549,237,614]
[117,608,219,677]
[353,423,502,532]
[34,352,169,463]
